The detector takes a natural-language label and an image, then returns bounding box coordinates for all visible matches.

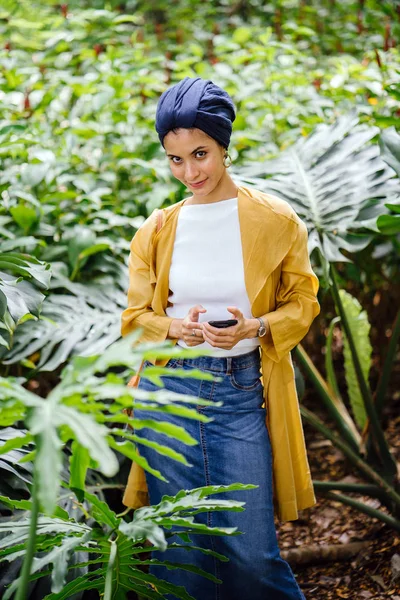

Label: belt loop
[226,356,232,375]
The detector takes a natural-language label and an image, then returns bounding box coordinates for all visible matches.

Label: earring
[223,152,232,168]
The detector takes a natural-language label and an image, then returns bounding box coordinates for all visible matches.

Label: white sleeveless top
[165,197,260,357]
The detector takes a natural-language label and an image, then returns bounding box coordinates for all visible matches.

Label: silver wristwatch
[255,317,267,337]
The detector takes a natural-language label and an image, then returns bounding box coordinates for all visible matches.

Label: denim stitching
[229,373,263,392]
[208,380,221,600]
[197,378,213,517]
[167,358,182,368]
[229,361,263,392]
[210,531,220,600]
[181,348,261,374]
[197,378,220,600]
[183,360,259,373]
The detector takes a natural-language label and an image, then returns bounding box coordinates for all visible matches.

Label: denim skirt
[132,347,305,600]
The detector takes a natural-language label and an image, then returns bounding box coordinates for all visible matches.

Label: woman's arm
[246,317,273,344]
[258,217,320,363]
[121,211,176,343]
[168,318,184,338]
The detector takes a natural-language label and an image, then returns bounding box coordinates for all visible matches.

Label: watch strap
[256,317,267,337]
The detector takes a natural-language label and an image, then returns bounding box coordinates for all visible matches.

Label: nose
[184,161,201,181]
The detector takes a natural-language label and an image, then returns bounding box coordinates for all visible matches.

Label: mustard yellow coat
[121,184,320,521]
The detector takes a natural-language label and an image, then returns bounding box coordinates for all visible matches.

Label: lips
[190,179,207,188]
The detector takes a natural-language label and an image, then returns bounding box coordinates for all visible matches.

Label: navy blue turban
[155,76,236,149]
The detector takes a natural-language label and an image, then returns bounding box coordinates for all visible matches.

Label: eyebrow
[166,146,208,158]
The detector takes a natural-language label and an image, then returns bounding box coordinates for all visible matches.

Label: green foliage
[294,281,400,528]
[1,269,127,371]
[0,252,51,350]
[0,0,399,596]
[0,428,34,499]
[378,127,400,234]
[0,0,398,374]
[234,113,400,271]
[0,335,256,598]
[281,109,400,529]
[338,290,372,430]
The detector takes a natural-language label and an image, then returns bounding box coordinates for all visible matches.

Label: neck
[185,174,238,206]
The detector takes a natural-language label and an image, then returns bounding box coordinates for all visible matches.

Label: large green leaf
[0,377,119,513]
[42,571,104,600]
[27,406,64,514]
[0,273,45,337]
[2,291,123,370]
[9,204,38,233]
[0,428,34,498]
[65,227,96,270]
[378,128,400,234]
[338,290,372,430]
[99,534,221,600]
[84,491,120,530]
[377,212,400,234]
[380,126,400,178]
[55,404,119,478]
[0,253,51,289]
[69,441,90,502]
[234,113,400,263]
[30,401,119,513]
[0,236,46,253]
[0,516,90,549]
[3,531,91,600]
[0,252,51,347]
[122,485,256,551]
[109,429,195,466]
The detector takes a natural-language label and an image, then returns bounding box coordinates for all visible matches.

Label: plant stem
[330,264,397,480]
[313,480,385,499]
[104,537,117,600]
[86,484,126,491]
[294,344,360,451]
[15,476,39,600]
[374,308,400,417]
[325,316,342,400]
[316,490,400,531]
[301,405,400,509]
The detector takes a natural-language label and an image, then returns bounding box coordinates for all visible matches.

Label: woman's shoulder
[241,185,300,226]
[135,209,158,235]
[130,208,161,253]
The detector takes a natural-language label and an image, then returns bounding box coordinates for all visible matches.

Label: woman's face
[163,127,226,195]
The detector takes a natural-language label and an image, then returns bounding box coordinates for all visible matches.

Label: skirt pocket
[229,363,263,392]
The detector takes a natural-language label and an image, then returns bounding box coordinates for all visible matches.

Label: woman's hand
[181,304,207,346]
[201,306,254,350]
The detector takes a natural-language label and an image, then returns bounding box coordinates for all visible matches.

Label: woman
[121,76,320,600]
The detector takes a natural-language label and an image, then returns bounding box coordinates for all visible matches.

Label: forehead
[163,127,215,153]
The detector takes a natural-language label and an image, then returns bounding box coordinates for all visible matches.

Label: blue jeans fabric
[133,347,306,600]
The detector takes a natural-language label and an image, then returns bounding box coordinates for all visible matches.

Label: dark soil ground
[276,380,400,599]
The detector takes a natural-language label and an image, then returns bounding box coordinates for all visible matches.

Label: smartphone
[208,319,238,328]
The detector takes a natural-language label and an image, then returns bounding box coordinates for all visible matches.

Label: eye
[169,151,207,164]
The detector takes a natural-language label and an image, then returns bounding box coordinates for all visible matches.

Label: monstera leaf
[0,428,34,498]
[378,127,400,234]
[233,112,400,263]
[2,289,125,372]
[0,252,129,371]
[380,126,400,178]
[0,253,51,350]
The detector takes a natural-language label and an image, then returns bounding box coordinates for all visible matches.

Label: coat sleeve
[259,217,320,363]
[121,210,174,343]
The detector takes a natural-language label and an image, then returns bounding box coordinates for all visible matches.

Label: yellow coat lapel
[153,184,297,310]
